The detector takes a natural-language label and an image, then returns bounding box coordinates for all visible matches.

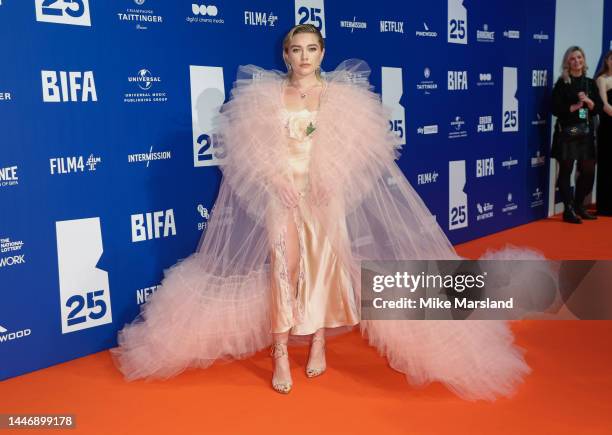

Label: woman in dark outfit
[551,46,603,223]
[595,50,612,216]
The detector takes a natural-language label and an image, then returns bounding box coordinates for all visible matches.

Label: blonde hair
[282,24,325,80]
[560,46,588,83]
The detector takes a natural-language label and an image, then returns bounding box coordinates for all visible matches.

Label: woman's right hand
[270,175,299,208]
[569,101,584,112]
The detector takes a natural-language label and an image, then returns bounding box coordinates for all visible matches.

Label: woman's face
[285,32,324,78]
[567,50,585,73]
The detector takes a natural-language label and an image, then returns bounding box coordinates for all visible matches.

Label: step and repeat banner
[0,0,563,380]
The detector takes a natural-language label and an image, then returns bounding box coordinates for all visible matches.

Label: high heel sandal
[271,343,292,394]
[306,335,326,378]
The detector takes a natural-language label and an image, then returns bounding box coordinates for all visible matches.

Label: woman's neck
[288,74,321,89]
[569,69,583,78]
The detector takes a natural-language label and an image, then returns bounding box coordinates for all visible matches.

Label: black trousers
[556,159,596,207]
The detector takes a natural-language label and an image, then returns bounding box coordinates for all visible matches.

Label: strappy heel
[271,343,292,394]
[306,335,326,378]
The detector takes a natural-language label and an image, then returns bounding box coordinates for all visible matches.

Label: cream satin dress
[268,108,360,335]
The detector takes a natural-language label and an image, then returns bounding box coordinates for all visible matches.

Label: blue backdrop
[0,0,571,380]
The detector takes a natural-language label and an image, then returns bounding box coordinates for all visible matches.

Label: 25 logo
[503,110,518,129]
[35,0,91,26]
[66,290,107,326]
[448,19,466,41]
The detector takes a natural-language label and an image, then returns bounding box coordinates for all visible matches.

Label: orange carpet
[1,214,611,435]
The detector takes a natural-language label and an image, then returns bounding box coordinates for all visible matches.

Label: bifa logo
[56,217,112,334]
[448,70,468,90]
[295,0,326,38]
[449,160,468,230]
[502,67,519,132]
[447,0,467,44]
[189,65,225,167]
[476,158,495,177]
[35,0,91,27]
[532,70,548,87]
[131,209,177,242]
[41,70,97,103]
[0,323,32,344]
[381,66,406,146]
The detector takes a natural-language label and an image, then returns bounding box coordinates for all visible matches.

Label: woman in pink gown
[111,24,540,400]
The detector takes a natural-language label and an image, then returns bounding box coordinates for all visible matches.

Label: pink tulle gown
[110,59,546,401]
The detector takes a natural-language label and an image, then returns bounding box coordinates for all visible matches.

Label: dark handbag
[560,122,590,138]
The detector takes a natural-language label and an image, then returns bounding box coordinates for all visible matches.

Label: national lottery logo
[244,10,278,26]
[295,0,326,37]
[41,70,97,103]
[447,0,467,44]
[0,236,25,269]
[0,165,19,188]
[381,66,405,146]
[35,0,91,27]
[131,209,177,242]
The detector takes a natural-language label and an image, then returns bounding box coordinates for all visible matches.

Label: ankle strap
[271,342,288,358]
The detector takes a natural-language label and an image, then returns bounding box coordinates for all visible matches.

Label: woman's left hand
[578,92,594,109]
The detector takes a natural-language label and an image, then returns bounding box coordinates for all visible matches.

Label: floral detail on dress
[285,110,317,142]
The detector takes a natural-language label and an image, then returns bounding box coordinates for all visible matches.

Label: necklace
[288,81,322,99]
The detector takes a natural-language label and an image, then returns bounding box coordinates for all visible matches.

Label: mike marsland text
[371,296,515,310]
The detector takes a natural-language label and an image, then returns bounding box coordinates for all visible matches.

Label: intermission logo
[531,187,544,208]
[0,236,25,269]
[117,0,163,30]
[447,70,468,90]
[35,0,91,26]
[381,66,406,146]
[380,20,403,33]
[476,202,494,221]
[477,115,494,132]
[244,10,277,26]
[449,116,467,139]
[533,31,549,42]
[503,30,520,39]
[476,157,494,177]
[56,217,112,333]
[417,171,439,185]
[416,22,437,38]
[502,156,518,170]
[0,165,18,188]
[449,160,468,230]
[476,23,494,42]
[197,203,210,231]
[295,0,326,37]
[503,192,518,215]
[41,70,97,103]
[124,69,167,103]
[340,17,367,32]
[136,284,160,305]
[477,72,494,87]
[447,0,467,44]
[417,67,438,94]
[50,155,101,174]
[417,124,439,135]
[532,113,547,126]
[131,209,177,242]
[0,322,32,344]
[532,69,548,87]
[189,4,224,24]
[127,145,172,167]
[531,150,545,167]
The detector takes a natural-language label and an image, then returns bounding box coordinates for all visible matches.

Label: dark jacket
[552,74,603,127]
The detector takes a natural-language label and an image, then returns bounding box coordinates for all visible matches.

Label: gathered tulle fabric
[111,59,549,401]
